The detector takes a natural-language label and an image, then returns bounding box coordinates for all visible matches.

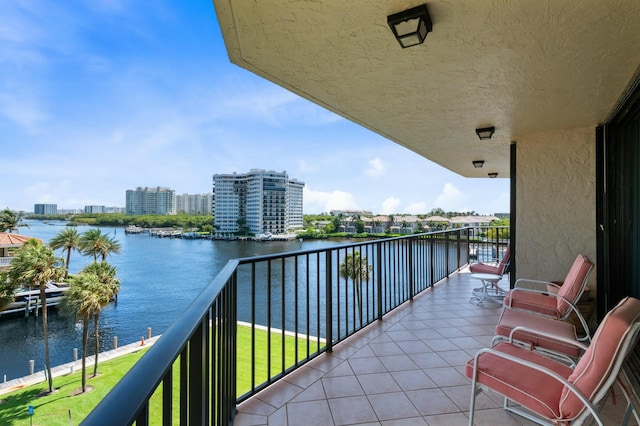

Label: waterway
[0,220,345,381]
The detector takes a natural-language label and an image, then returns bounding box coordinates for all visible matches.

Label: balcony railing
[83,226,509,425]
[0,257,13,267]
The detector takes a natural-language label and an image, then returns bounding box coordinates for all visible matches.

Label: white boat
[1,282,70,317]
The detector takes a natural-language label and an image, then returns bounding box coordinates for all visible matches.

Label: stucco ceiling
[212,0,640,178]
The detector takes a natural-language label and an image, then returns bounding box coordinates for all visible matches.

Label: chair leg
[469,379,479,425]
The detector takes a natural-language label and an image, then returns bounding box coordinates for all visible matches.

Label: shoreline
[0,335,160,396]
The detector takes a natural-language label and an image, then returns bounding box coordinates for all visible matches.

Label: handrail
[83,226,509,425]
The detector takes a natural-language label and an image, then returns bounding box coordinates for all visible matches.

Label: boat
[0,282,70,317]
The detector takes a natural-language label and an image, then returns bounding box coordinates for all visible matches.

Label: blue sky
[0,1,509,215]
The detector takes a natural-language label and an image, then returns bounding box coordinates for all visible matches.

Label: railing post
[429,235,435,285]
[445,232,450,276]
[408,240,414,300]
[325,251,333,353]
[456,230,461,269]
[377,241,383,320]
[188,319,205,425]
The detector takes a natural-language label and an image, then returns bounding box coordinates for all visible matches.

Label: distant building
[57,209,83,215]
[213,169,304,234]
[288,180,304,230]
[176,193,213,214]
[104,206,126,214]
[330,210,373,216]
[85,205,105,214]
[34,204,57,215]
[84,205,126,214]
[125,187,176,215]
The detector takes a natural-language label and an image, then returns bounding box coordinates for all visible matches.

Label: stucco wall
[516,126,596,291]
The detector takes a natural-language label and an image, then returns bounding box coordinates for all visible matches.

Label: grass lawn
[0,324,320,425]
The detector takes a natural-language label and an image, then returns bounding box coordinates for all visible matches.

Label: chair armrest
[470,347,606,425]
[504,290,592,341]
[503,286,551,308]
[508,325,589,352]
[514,278,554,289]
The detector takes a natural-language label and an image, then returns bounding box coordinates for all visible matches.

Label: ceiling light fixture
[472,160,485,168]
[387,4,432,49]
[488,172,499,178]
[475,126,495,141]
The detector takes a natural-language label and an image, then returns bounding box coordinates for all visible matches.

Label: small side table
[469,273,505,305]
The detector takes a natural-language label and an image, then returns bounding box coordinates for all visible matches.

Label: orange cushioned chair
[469,244,510,276]
[503,254,593,322]
[466,296,640,426]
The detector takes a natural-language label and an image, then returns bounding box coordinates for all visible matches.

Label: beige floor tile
[234,272,633,425]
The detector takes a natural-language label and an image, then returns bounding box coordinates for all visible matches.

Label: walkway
[0,336,160,396]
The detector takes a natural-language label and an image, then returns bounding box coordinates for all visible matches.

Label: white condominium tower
[125,186,177,215]
[213,169,304,234]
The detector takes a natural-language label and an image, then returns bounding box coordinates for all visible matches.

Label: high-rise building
[34,204,57,215]
[125,187,177,215]
[213,169,304,234]
[288,179,304,230]
[176,193,213,214]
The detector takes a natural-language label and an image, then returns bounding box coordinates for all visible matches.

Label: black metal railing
[83,227,507,425]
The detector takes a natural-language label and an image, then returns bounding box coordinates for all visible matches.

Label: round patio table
[469,273,505,305]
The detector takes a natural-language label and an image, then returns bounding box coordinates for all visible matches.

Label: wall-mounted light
[488,172,498,178]
[475,126,495,140]
[387,4,432,48]
[472,160,485,168]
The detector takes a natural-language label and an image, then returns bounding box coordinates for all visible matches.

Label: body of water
[0,220,344,381]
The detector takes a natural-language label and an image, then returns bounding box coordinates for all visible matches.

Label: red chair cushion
[559,297,640,418]
[495,308,581,358]
[556,255,592,316]
[466,342,572,419]
[503,289,558,317]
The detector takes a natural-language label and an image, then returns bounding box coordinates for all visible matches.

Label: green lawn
[0,325,320,425]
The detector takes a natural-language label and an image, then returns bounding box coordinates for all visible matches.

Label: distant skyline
[0,2,509,216]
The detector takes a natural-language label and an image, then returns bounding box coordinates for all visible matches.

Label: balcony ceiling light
[472,160,485,168]
[488,172,499,178]
[476,126,495,141]
[387,4,432,49]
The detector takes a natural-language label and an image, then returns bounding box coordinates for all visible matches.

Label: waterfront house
[0,233,41,270]
[86,2,640,424]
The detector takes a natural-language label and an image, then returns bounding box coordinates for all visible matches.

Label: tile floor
[233,270,636,425]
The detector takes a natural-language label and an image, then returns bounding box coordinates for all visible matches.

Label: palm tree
[61,272,102,393]
[339,250,372,324]
[82,262,120,377]
[49,228,81,279]
[0,208,30,233]
[0,270,16,311]
[6,239,65,393]
[80,229,121,262]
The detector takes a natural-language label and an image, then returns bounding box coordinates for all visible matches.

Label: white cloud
[365,157,385,177]
[405,201,428,214]
[303,187,358,214]
[380,197,400,215]
[434,183,468,211]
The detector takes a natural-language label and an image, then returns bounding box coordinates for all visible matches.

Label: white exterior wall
[213,175,243,233]
[214,170,304,235]
[288,180,304,229]
[516,126,596,289]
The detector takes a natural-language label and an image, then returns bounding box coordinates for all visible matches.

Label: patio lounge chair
[503,254,593,323]
[469,244,510,276]
[466,296,640,426]
[494,255,594,355]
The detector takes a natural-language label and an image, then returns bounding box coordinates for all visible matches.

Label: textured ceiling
[212,0,640,178]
